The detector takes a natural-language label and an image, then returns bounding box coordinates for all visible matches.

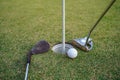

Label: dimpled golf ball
[67,48,78,59]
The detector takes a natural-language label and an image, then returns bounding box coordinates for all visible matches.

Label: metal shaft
[24,63,29,80]
[85,0,116,46]
[62,0,65,54]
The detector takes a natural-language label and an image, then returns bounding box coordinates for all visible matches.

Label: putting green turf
[0,0,120,80]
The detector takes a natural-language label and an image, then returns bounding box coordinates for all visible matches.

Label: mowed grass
[0,0,120,80]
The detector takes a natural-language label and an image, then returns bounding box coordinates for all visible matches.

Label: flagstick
[62,0,65,54]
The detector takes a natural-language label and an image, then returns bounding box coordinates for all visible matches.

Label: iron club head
[72,37,93,51]
[27,40,50,63]
[30,40,50,55]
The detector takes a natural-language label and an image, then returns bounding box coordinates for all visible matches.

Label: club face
[72,37,93,51]
[31,40,50,54]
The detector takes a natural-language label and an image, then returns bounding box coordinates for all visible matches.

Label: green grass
[0,0,120,80]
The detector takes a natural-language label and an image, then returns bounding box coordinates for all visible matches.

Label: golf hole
[52,43,73,54]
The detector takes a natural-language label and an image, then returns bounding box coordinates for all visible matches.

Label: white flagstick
[62,0,65,54]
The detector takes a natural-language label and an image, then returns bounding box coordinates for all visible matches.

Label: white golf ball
[67,48,78,59]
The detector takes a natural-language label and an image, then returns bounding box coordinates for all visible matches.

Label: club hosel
[27,59,30,64]
[85,33,91,46]
[27,51,32,64]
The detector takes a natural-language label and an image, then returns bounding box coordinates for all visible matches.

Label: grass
[0,0,120,80]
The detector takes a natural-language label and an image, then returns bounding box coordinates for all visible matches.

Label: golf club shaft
[85,0,116,46]
[24,51,32,80]
[62,0,65,53]
[24,63,29,80]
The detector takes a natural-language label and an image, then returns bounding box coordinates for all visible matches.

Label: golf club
[72,0,116,51]
[24,40,50,80]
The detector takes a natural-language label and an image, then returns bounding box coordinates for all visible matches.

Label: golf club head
[72,37,93,51]
[27,40,50,63]
[31,40,50,54]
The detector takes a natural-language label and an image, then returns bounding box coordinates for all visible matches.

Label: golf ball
[67,48,78,59]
